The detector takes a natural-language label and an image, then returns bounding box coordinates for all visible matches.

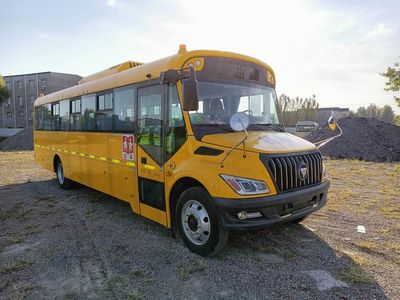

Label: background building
[1,72,81,129]
[317,107,350,125]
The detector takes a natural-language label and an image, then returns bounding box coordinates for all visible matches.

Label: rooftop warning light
[178,44,187,54]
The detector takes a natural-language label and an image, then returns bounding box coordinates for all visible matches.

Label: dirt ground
[0,152,399,299]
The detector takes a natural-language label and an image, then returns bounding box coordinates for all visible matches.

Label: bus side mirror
[182,65,199,111]
[328,116,337,131]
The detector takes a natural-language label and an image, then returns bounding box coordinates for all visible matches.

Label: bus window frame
[70,97,81,114]
[113,84,136,134]
[136,81,165,166]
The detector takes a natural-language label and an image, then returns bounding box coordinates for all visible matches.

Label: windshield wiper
[195,124,234,132]
[248,123,285,132]
[264,123,285,131]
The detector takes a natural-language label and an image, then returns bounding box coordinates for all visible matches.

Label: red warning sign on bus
[122,135,134,161]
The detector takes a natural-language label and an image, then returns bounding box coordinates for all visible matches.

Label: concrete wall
[317,108,350,125]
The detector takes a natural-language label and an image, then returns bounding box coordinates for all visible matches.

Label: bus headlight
[220,175,269,195]
[322,163,328,182]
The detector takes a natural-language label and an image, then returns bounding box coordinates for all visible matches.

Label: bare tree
[278,94,319,127]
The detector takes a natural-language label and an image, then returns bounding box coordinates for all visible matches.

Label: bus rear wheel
[177,187,228,257]
[55,159,73,189]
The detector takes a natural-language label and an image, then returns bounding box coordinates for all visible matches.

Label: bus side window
[70,98,82,131]
[82,94,96,131]
[166,86,186,157]
[60,100,69,131]
[50,103,60,131]
[96,93,113,132]
[35,106,44,130]
[114,86,135,132]
[43,104,52,130]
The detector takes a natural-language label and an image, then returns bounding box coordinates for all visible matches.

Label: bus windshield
[189,80,282,138]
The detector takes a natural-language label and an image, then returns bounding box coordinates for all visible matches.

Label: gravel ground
[0,152,399,299]
[0,128,33,151]
[307,117,400,162]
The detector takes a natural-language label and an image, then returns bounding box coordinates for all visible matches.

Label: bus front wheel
[177,187,229,256]
[55,159,73,189]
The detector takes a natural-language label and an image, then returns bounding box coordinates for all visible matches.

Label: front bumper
[213,180,330,230]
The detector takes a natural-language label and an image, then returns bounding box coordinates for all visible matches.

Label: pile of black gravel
[0,128,33,151]
[306,117,400,162]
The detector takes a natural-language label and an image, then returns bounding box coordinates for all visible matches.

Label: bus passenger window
[82,94,96,131]
[60,100,69,131]
[52,103,60,131]
[37,106,44,130]
[70,98,81,131]
[96,93,113,132]
[35,106,45,130]
[114,86,134,132]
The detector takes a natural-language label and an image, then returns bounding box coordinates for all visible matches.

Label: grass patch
[132,269,145,277]
[101,275,144,299]
[0,279,10,292]
[24,224,41,235]
[0,260,32,275]
[377,227,391,236]
[279,248,297,259]
[12,283,35,300]
[178,263,208,281]
[386,242,400,254]
[8,235,25,245]
[355,241,381,255]
[64,291,79,299]
[337,263,375,285]
[1,204,31,222]
[337,188,357,199]
[128,289,143,300]
[104,276,121,293]
[342,250,370,266]
[86,207,99,220]
[379,206,400,219]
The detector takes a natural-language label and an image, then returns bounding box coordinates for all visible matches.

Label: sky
[1,0,399,112]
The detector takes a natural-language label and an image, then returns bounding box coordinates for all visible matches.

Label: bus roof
[34,48,275,107]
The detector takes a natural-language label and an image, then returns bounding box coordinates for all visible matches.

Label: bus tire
[177,187,228,257]
[55,159,73,189]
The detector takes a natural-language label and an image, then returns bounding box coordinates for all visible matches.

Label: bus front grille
[260,151,323,193]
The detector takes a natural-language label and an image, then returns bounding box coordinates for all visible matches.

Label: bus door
[136,84,167,226]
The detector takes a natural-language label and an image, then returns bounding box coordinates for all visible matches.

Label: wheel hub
[188,215,198,231]
[181,200,211,246]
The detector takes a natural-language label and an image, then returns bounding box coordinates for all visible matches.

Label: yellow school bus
[34,45,330,256]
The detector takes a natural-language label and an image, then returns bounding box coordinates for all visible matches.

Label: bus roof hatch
[78,60,143,84]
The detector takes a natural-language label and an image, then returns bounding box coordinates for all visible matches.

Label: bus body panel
[34,131,140,213]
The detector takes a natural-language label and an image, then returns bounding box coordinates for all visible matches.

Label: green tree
[381,105,395,123]
[381,61,400,107]
[395,115,400,126]
[356,106,367,117]
[352,103,395,123]
[0,74,11,105]
[366,103,380,118]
